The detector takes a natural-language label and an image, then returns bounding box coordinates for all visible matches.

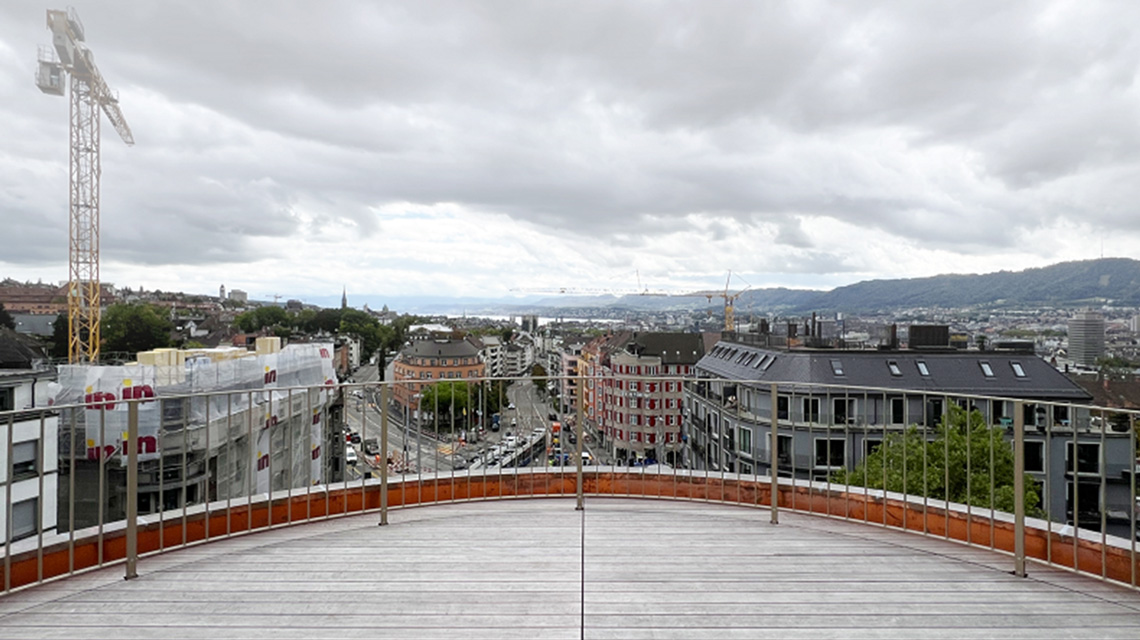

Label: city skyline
[1,1,1138,302]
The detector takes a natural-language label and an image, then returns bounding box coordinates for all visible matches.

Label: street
[339,363,600,478]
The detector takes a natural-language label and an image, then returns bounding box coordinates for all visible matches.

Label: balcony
[2,373,1140,636]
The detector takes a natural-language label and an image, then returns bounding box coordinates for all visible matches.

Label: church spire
[341,286,347,310]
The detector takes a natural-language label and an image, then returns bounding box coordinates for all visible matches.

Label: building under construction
[52,338,341,530]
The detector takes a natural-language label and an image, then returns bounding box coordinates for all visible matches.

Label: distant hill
[342,257,1140,316]
[797,258,1140,312]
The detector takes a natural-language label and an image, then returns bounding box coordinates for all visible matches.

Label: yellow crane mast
[36,7,134,362]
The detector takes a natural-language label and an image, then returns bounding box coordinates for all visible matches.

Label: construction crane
[705,272,751,333]
[36,8,134,363]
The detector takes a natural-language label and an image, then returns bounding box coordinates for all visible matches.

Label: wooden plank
[0,498,1138,639]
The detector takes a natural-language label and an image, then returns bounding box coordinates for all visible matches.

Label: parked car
[350,432,362,444]
[345,446,358,466]
[363,438,380,456]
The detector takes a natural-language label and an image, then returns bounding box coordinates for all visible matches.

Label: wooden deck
[1,497,1139,639]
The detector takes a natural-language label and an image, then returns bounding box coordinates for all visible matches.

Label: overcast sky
[2,1,1138,305]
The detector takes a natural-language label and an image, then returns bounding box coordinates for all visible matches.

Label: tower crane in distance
[36,7,134,363]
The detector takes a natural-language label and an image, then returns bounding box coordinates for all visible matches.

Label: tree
[531,363,548,397]
[832,404,1040,515]
[312,308,343,333]
[338,309,382,360]
[235,306,290,332]
[49,313,68,359]
[0,302,13,330]
[419,381,474,433]
[101,304,173,356]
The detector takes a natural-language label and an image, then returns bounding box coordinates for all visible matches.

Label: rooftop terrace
[2,497,1140,639]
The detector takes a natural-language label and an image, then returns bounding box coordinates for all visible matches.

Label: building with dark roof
[580,331,707,465]
[682,331,1138,536]
[392,337,485,411]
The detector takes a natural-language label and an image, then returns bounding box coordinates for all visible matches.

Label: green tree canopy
[101,304,173,356]
[339,309,382,360]
[49,313,68,359]
[832,404,1040,515]
[0,302,14,330]
[419,380,473,432]
[235,305,290,333]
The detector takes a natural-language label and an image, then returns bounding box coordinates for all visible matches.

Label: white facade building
[0,367,58,544]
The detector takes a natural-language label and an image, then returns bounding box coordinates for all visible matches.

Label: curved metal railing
[1,373,1137,594]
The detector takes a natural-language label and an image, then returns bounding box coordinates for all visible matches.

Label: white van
[345,446,358,466]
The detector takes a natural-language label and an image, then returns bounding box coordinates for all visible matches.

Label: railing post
[575,371,585,511]
[124,399,139,580]
[770,383,779,525]
[1013,400,1026,578]
[379,384,389,526]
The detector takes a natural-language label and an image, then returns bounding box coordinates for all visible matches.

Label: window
[890,397,905,425]
[887,361,901,376]
[863,438,883,457]
[833,398,855,424]
[0,387,13,412]
[1010,362,1026,378]
[12,440,38,480]
[777,396,789,420]
[1066,442,1100,474]
[10,497,37,541]
[754,354,768,369]
[1024,441,1045,473]
[979,361,994,377]
[814,438,845,468]
[761,356,776,371]
[776,435,793,466]
[916,361,930,376]
[738,427,753,453]
[830,359,844,376]
[802,397,820,423]
[926,398,944,427]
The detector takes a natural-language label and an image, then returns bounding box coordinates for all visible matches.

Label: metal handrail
[0,373,1137,595]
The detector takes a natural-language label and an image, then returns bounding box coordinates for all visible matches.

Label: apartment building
[392,338,485,411]
[582,332,706,465]
[0,329,58,543]
[683,330,1138,537]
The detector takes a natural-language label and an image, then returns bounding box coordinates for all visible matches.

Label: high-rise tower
[1068,311,1105,367]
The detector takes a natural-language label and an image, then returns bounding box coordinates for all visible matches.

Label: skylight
[887,361,902,376]
[830,359,844,376]
[916,361,930,376]
[980,362,994,377]
[761,356,776,371]
[1011,362,1026,378]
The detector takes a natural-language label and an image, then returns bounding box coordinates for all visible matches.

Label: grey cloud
[2,0,1139,283]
